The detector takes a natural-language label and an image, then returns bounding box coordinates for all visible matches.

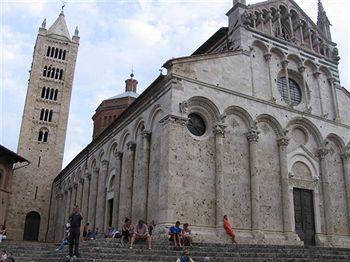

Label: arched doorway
[23,211,41,241]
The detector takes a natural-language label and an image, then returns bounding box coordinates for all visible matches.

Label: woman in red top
[223,215,237,243]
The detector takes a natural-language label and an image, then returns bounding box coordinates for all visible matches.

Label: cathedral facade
[48,0,350,247]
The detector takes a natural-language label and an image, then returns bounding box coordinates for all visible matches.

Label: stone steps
[1,240,350,261]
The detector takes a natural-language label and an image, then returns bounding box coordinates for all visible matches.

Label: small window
[54,89,58,101]
[277,77,302,106]
[40,109,44,120]
[43,131,48,142]
[187,113,206,136]
[38,131,43,141]
[41,87,46,98]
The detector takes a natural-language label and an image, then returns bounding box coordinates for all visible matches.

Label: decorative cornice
[159,114,188,126]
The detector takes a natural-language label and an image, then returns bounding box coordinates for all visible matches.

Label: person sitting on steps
[120,218,132,244]
[129,220,152,250]
[181,223,192,246]
[169,221,182,247]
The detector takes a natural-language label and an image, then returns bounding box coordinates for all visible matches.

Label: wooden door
[23,211,40,241]
[293,188,315,245]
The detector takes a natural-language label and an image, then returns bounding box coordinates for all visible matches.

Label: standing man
[67,206,83,259]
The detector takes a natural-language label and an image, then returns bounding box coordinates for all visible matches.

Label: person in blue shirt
[169,221,182,246]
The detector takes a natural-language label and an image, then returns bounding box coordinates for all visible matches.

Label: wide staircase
[1,239,350,261]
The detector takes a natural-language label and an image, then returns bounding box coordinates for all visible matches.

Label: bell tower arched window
[38,128,49,143]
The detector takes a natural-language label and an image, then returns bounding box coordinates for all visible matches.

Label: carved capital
[101,160,109,171]
[213,123,227,136]
[179,100,188,114]
[298,65,306,73]
[340,152,350,162]
[281,60,289,69]
[277,136,290,147]
[141,130,152,139]
[264,52,272,62]
[246,128,260,143]
[79,178,84,184]
[73,183,78,189]
[313,71,321,78]
[93,167,99,174]
[317,147,329,159]
[114,151,123,160]
[327,77,335,85]
[127,141,136,152]
[56,193,63,200]
[85,173,92,180]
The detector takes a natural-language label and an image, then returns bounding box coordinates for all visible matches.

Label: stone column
[55,193,64,241]
[281,60,291,105]
[299,22,304,46]
[82,174,91,221]
[88,167,99,229]
[246,126,261,235]
[72,183,78,207]
[66,188,72,220]
[298,65,311,112]
[328,77,340,121]
[317,147,334,236]
[314,71,324,117]
[112,151,123,228]
[277,135,294,235]
[141,130,151,222]
[77,179,84,209]
[277,11,282,37]
[264,52,276,102]
[214,123,226,228]
[287,11,294,39]
[126,141,136,222]
[96,160,109,233]
[340,150,350,229]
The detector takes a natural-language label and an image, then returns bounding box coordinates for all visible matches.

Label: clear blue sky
[1,0,349,167]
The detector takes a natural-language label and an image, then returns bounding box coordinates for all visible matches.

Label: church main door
[293,188,315,245]
[23,211,40,241]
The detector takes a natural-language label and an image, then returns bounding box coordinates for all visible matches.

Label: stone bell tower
[6,10,79,241]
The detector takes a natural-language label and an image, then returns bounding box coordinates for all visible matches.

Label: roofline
[0,144,29,164]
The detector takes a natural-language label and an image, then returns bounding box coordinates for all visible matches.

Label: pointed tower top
[317,0,329,22]
[317,0,332,40]
[47,11,71,39]
[41,18,46,28]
